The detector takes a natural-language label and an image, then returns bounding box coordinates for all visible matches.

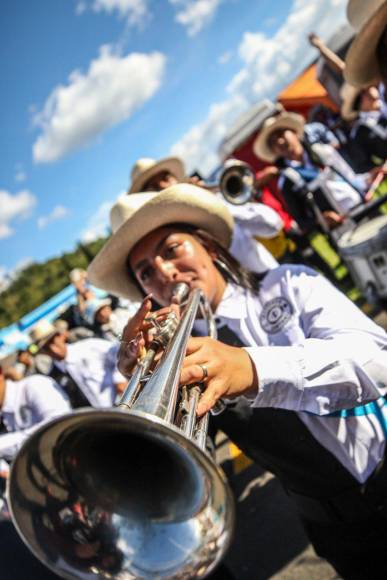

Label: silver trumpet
[206,159,256,205]
[8,283,235,580]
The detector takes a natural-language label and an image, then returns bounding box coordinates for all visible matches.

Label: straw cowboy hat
[29,319,59,350]
[88,184,234,301]
[345,0,387,86]
[128,157,185,194]
[340,82,362,121]
[253,112,305,163]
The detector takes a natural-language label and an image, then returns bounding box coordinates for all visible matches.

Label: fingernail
[142,294,152,304]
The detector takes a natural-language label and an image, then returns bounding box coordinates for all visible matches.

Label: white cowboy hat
[29,320,59,350]
[88,184,234,301]
[253,112,305,163]
[83,298,112,326]
[345,0,387,87]
[340,82,362,121]
[128,157,185,194]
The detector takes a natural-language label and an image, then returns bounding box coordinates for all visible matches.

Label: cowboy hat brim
[345,3,387,87]
[34,330,59,351]
[340,83,362,121]
[88,184,234,302]
[128,157,185,194]
[253,113,305,163]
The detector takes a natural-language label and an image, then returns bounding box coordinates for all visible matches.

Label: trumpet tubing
[8,284,235,580]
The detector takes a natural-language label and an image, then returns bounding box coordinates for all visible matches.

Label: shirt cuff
[244,346,304,410]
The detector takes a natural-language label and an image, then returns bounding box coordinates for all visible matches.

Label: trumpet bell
[219,160,255,205]
[9,408,235,579]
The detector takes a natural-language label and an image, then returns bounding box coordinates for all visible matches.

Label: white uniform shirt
[54,338,126,408]
[279,144,366,216]
[213,265,387,483]
[0,375,71,460]
[218,194,282,273]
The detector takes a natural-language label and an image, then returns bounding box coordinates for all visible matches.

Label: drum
[337,214,387,302]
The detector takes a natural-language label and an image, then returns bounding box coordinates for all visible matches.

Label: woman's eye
[140,266,153,282]
[164,243,180,258]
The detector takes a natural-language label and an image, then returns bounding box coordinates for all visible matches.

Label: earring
[214,257,239,284]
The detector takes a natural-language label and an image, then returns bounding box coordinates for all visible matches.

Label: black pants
[211,401,387,580]
[304,515,387,580]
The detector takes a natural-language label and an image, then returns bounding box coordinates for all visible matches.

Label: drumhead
[338,215,387,257]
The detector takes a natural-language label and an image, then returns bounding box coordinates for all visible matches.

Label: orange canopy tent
[277,64,338,117]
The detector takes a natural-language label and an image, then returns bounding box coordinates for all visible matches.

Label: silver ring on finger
[197,363,208,382]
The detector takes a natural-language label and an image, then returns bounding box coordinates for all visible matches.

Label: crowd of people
[1,1,387,578]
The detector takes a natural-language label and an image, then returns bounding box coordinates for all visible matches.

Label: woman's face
[129,227,227,309]
[360,86,381,112]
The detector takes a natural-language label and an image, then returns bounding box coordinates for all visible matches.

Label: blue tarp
[0,284,108,358]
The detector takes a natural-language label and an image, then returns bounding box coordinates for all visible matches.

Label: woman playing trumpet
[89,183,387,580]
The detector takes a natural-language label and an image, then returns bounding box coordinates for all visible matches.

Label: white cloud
[170,0,222,36]
[0,190,36,239]
[32,46,166,163]
[171,0,348,174]
[37,205,70,230]
[83,0,150,26]
[80,198,119,242]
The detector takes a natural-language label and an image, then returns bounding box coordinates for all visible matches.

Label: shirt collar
[215,283,248,321]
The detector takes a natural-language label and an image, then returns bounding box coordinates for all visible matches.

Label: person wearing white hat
[88,183,387,578]
[30,319,127,408]
[0,369,71,461]
[253,111,368,231]
[345,0,387,90]
[83,297,132,342]
[341,82,387,172]
[128,156,284,274]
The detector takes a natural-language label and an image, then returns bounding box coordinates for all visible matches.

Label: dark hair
[376,27,387,84]
[125,223,264,303]
[353,92,362,112]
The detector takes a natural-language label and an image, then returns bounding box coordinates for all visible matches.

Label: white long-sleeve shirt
[212,265,387,482]
[0,375,71,460]
[218,194,283,273]
[54,338,126,407]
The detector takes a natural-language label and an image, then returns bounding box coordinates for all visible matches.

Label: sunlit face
[360,86,382,112]
[96,305,112,325]
[43,332,67,360]
[267,128,304,161]
[143,171,179,192]
[129,227,227,309]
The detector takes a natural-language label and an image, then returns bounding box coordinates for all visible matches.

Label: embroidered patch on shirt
[260,297,294,334]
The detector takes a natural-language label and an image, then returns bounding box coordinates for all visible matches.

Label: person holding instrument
[89,183,387,579]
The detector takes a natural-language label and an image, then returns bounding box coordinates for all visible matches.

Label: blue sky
[0,0,348,288]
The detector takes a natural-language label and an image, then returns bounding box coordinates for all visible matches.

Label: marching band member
[29,319,127,407]
[0,368,71,461]
[89,184,387,579]
[253,111,368,232]
[128,156,284,273]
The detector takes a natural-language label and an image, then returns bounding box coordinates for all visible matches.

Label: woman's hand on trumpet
[180,337,259,416]
[118,295,180,377]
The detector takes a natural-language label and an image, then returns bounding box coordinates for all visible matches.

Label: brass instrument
[8,283,235,579]
[208,159,256,205]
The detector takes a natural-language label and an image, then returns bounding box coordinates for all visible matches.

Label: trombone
[8,283,235,580]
